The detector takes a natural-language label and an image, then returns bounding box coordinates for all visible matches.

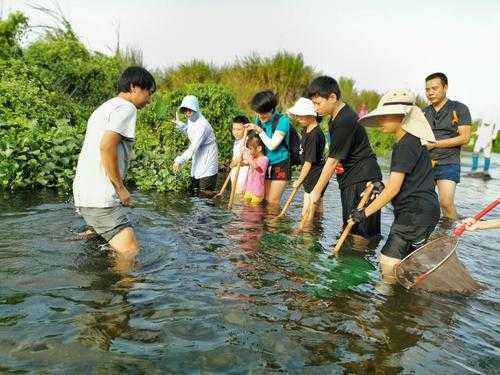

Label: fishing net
[394,236,481,294]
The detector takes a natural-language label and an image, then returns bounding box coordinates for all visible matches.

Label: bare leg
[265,180,287,207]
[302,192,311,217]
[436,179,457,219]
[108,227,139,273]
[379,254,400,284]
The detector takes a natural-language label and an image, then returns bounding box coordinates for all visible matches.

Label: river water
[0,153,499,374]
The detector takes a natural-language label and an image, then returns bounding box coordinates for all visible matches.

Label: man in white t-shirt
[73,66,155,265]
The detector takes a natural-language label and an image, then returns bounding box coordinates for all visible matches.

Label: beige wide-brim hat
[359,89,436,143]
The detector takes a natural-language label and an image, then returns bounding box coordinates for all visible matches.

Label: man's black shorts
[381,223,436,259]
[340,180,381,238]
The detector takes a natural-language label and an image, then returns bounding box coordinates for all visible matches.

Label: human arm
[463,217,500,231]
[364,172,404,217]
[308,157,338,203]
[172,110,188,133]
[350,172,405,222]
[427,125,471,150]
[100,131,130,206]
[246,123,286,150]
[246,121,287,151]
[230,154,242,168]
[174,125,206,166]
[293,161,312,188]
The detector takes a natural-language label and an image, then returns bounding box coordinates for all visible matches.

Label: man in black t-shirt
[305,76,383,238]
[423,72,472,221]
[351,89,440,283]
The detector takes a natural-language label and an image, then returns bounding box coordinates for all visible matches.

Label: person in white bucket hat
[350,89,440,283]
[287,98,327,218]
[173,95,219,194]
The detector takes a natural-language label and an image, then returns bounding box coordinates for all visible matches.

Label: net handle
[453,198,500,237]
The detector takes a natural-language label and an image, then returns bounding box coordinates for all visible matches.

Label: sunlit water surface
[0,154,498,374]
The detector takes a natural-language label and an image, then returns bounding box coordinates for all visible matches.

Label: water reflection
[74,244,136,351]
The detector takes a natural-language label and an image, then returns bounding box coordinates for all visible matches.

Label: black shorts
[433,163,461,183]
[303,165,324,193]
[266,159,291,181]
[381,223,436,259]
[189,174,218,195]
[340,180,381,238]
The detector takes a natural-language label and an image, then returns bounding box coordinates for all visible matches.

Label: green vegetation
[1,10,488,193]
[0,12,122,191]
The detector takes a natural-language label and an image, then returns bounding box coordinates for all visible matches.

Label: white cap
[179,95,199,112]
[288,97,316,116]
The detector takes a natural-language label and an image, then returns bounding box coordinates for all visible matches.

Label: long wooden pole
[276,184,301,218]
[228,128,248,209]
[332,182,374,256]
[214,173,231,199]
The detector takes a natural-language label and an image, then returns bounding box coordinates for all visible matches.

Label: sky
[3,0,500,124]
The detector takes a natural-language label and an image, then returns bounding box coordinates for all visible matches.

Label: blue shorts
[433,163,460,183]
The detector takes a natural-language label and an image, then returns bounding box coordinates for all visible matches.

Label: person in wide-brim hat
[359,89,436,144]
[349,89,441,285]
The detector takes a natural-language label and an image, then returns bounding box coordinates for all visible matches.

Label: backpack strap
[271,113,281,133]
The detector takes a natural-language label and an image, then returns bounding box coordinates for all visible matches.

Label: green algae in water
[309,256,377,297]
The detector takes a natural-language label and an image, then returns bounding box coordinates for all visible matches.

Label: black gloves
[349,208,367,223]
[372,181,385,195]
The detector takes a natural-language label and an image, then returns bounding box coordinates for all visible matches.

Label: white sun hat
[359,89,435,143]
[401,105,436,143]
[179,95,200,112]
[288,97,317,116]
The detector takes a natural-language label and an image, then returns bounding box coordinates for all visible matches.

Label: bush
[220,52,315,112]
[367,128,394,158]
[0,119,83,190]
[0,12,27,59]
[24,33,123,111]
[161,59,220,90]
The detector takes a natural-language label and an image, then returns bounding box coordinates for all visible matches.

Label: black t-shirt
[328,105,382,189]
[423,100,471,165]
[390,133,440,226]
[300,125,325,192]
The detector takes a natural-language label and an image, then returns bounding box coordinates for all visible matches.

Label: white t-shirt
[73,97,137,208]
[231,138,249,192]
